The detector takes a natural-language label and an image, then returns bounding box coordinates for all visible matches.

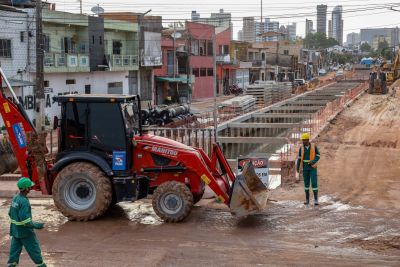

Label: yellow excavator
[368,66,388,94]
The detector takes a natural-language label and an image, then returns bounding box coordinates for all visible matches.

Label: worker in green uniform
[7,177,46,267]
[296,133,321,206]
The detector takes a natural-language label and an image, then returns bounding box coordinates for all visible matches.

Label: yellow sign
[3,102,10,113]
[201,174,211,185]
[6,121,11,128]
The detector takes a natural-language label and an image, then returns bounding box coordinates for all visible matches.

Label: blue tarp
[360,57,373,65]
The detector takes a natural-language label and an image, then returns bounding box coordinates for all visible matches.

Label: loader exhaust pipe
[229,162,269,217]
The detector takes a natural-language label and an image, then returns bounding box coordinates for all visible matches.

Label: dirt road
[1,92,400,266]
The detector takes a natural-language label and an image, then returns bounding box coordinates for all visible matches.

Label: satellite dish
[171,32,182,39]
[91,5,105,15]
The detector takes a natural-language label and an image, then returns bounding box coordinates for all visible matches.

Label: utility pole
[79,0,83,14]
[35,0,45,132]
[213,31,218,143]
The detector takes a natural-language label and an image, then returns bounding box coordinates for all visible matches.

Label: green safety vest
[8,193,35,238]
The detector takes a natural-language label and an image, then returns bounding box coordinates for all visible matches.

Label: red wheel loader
[0,68,268,222]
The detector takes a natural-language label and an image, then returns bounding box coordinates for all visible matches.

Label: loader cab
[54,94,142,175]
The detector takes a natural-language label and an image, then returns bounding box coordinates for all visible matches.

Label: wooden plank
[218,137,289,144]
[270,106,323,111]
[227,122,304,129]
[252,113,314,118]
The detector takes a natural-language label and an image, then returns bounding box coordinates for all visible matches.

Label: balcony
[216,54,231,63]
[44,52,90,73]
[107,55,139,71]
[251,60,266,68]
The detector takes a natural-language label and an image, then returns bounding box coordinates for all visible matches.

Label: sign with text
[237,158,269,187]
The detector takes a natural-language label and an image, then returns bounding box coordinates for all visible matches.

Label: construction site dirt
[1,91,400,266]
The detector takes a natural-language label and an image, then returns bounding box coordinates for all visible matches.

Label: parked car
[293,79,306,86]
[336,69,344,76]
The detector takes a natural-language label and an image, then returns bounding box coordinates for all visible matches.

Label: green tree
[360,43,371,52]
[303,33,339,49]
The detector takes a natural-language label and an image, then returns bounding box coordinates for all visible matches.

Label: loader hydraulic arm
[0,68,47,193]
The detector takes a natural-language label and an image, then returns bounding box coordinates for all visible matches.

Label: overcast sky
[51,0,400,39]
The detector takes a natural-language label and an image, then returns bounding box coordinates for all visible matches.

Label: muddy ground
[1,92,400,266]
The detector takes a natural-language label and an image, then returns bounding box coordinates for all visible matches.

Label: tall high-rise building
[264,18,280,41]
[237,30,244,41]
[332,5,343,45]
[346,32,360,46]
[243,17,256,43]
[190,9,232,29]
[317,4,327,35]
[287,22,297,41]
[328,20,332,38]
[255,21,264,42]
[305,19,313,36]
[191,10,200,22]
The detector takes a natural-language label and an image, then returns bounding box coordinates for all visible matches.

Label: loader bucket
[229,162,269,217]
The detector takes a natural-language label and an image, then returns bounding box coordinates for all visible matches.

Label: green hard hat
[17,177,35,190]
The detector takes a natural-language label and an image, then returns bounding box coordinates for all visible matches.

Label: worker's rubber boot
[304,191,310,205]
[314,191,319,206]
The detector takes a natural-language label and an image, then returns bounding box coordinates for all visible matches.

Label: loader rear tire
[52,162,112,221]
[152,181,193,223]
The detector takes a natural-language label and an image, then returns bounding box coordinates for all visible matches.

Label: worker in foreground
[7,177,46,267]
[296,133,321,206]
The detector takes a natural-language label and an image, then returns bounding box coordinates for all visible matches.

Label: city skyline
[49,0,400,39]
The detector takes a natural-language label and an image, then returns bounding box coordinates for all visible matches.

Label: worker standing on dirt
[296,133,321,206]
[7,177,46,267]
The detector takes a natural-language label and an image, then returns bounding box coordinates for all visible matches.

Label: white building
[264,18,280,41]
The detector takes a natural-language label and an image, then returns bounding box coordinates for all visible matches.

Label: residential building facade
[0,5,35,126]
[316,4,327,35]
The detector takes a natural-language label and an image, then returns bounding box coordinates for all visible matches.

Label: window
[61,37,76,54]
[0,39,12,58]
[207,68,213,76]
[66,79,76,85]
[192,68,199,77]
[167,50,174,75]
[63,102,87,149]
[223,45,229,55]
[199,40,206,56]
[112,40,122,55]
[92,35,95,44]
[191,40,199,55]
[89,103,126,150]
[108,82,123,94]
[99,36,103,45]
[200,68,207,77]
[85,85,91,94]
[44,81,50,87]
[43,35,50,52]
[207,41,213,56]
[284,50,289,55]
[20,32,25,43]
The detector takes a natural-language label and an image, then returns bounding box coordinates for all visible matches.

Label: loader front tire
[52,162,112,221]
[152,181,193,222]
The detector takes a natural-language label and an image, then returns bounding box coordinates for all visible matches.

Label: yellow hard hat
[301,133,310,140]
